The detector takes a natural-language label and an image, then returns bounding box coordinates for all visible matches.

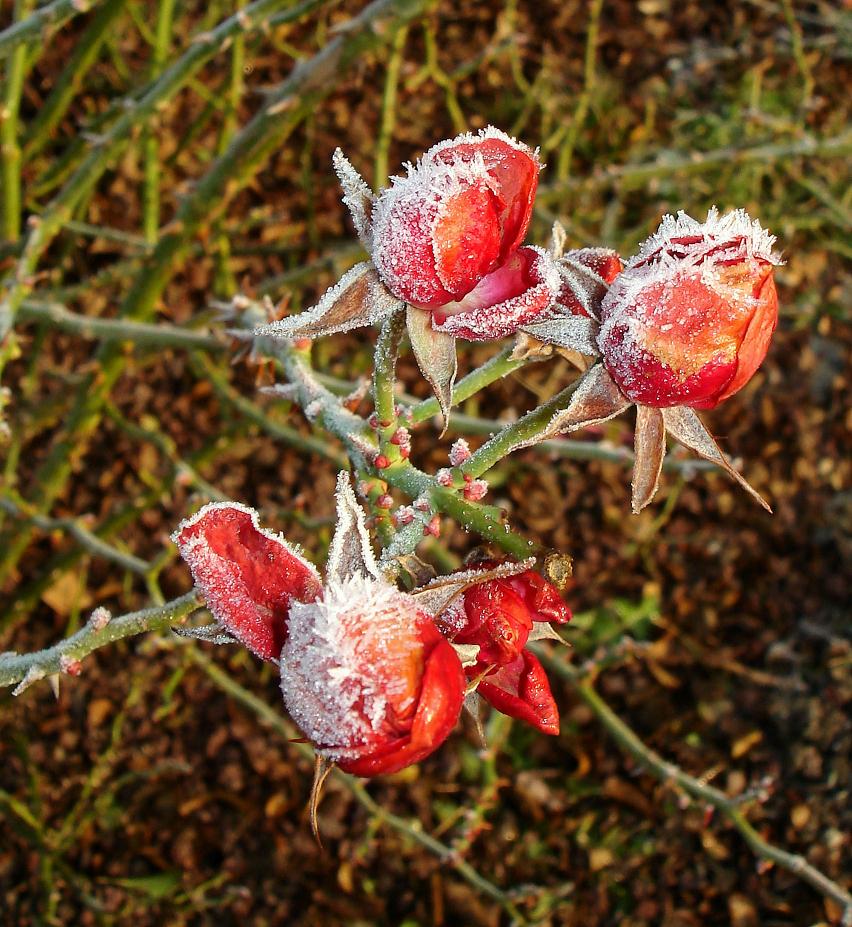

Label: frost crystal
[280,575,425,760]
[333,147,375,250]
[326,472,381,585]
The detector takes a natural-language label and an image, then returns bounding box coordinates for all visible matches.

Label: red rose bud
[598,208,780,409]
[280,577,465,777]
[172,503,323,662]
[370,128,559,341]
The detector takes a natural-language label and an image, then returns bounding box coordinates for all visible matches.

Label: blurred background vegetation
[0,0,849,924]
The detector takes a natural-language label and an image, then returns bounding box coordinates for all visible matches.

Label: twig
[0,0,102,58]
[0,592,200,690]
[18,298,226,351]
[537,648,852,920]
[537,130,852,200]
[0,496,151,575]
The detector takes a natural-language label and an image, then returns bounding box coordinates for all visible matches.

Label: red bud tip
[59,656,82,676]
[424,515,441,537]
[376,494,393,509]
[368,413,379,429]
[374,454,391,470]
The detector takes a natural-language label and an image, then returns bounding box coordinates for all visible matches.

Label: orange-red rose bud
[598,208,780,409]
[280,578,465,777]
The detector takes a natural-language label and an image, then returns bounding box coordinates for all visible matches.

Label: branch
[0,0,103,58]
[537,648,852,920]
[0,592,200,690]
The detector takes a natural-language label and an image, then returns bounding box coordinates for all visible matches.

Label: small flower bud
[413,497,431,513]
[376,494,393,509]
[436,468,454,487]
[424,515,441,537]
[88,607,112,630]
[59,655,82,676]
[393,506,416,527]
[374,454,391,470]
[463,479,488,501]
[449,439,471,466]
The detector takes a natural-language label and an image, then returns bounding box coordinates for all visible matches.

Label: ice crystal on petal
[326,472,381,585]
[280,576,426,759]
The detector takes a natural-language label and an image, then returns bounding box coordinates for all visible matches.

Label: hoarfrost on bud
[463,478,488,502]
[393,505,416,527]
[436,467,454,487]
[449,438,471,466]
[89,606,112,631]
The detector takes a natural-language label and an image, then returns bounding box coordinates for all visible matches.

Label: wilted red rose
[281,577,465,777]
[598,208,780,409]
[172,502,322,662]
[439,563,571,735]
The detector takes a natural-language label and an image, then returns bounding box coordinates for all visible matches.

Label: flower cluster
[256,129,780,511]
[173,473,571,779]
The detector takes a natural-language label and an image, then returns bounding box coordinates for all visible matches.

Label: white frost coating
[333,147,375,250]
[630,207,780,271]
[326,472,381,585]
[171,500,320,586]
[372,128,539,305]
[255,261,401,340]
[280,575,424,759]
[521,315,600,356]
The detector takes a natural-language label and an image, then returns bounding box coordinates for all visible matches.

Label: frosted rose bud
[280,577,465,777]
[439,563,571,735]
[372,128,539,309]
[172,503,322,662]
[598,208,780,409]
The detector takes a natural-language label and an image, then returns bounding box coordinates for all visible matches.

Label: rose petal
[173,503,323,662]
[477,651,560,735]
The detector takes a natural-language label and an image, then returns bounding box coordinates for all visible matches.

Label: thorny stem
[0,592,200,689]
[373,311,405,431]
[537,648,852,921]
[187,648,531,926]
[270,338,536,559]
[460,380,581,480]
[0,0,99,58]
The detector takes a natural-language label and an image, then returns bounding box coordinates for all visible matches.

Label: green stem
[22,0,128,159]
[373,23,408,189]
[141,0,178,243]
[460,380,580,480]
[1,0,35,242]
[18,298,226,351]
[0,0,100,59]
[0,592,200,689]
[373,310,405,430]
[407,346,531,424]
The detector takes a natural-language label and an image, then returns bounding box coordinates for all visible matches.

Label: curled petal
[172,503,322,662]
[477,651,559,735]
[431,246,561,341]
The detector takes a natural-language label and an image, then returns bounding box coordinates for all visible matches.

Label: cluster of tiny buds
[389,427,411,459]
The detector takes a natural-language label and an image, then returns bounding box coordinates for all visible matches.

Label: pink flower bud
[436,467,454,487]
[424,515,441,537]
[59,655,82,676]
[462,479,488,501]
[393,506,416,527]
[598,209,780,409]
[448,438,471,466]
[374,454,391,470]
[376,494,393,509]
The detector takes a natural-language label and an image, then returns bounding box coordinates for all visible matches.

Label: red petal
[509,570,573,625]
[338,636,464,776]
[477,651,560,735]
[173,503,322,662]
